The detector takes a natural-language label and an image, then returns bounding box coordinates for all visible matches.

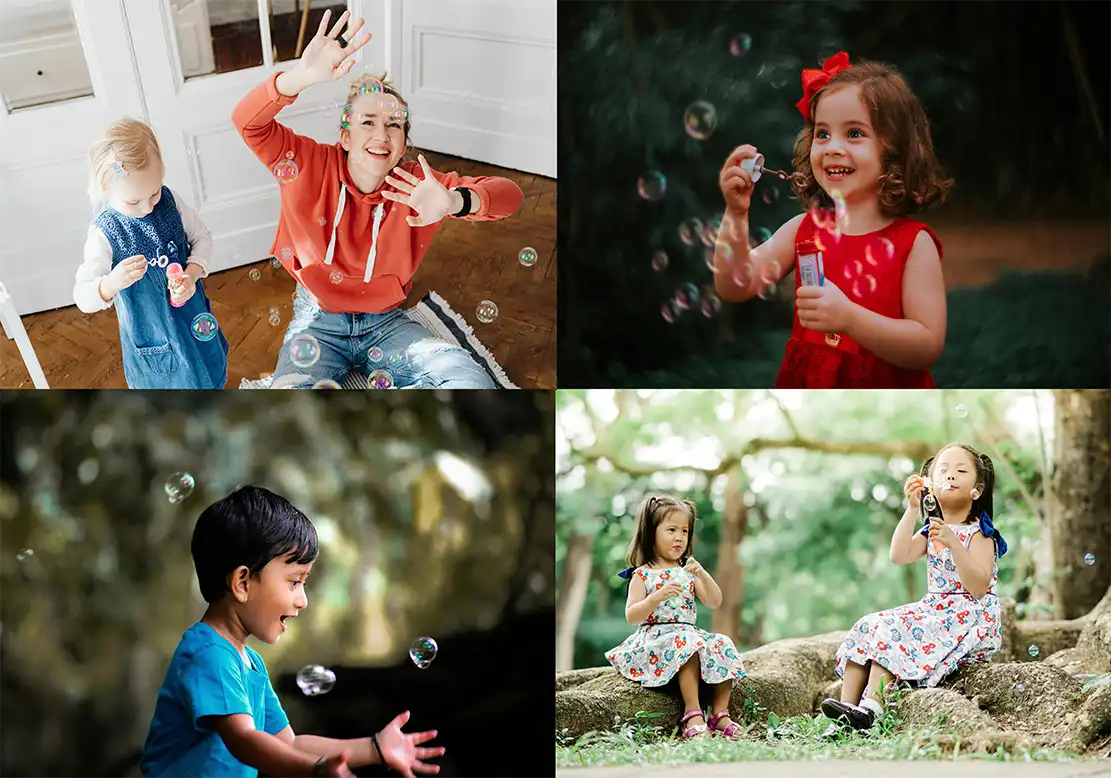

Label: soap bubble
[368,346,384,363]
[731,259,754,289]
[312,380,342,390]
[684,101,717,140]
[518,246,538,267]
[955,404,968,418]
[679,218,704,246]
[290,334,321,369]
[322,101,338,116]
[637,171,667,201]
[1027,644,1040,658]
[271,257,282,269]
[1014,682,1025,692]
[296,665,336,696]
[661,301,677,323]
[248,268,261,281]
[762,187,780,205]
[391,105,410,123]
[165,472,195,503]
[851,274,878,298]
[16,549,34,562]
[651,251,669,272]
[1084,553,1096,566]
[700,291,722,318]
[269,313,281,327]
[329,270,343,285]
[281,247,293,261]
[707,244,732,273]
[749,226,773,248]
[319,216,327,226]
[409,636,438,669]
[923,493,937,512]
[674,283,699,311]
[729,33,752,57]
[273,159,299,184]
[191,313,219,341]
[359,79,384,96]
[476,300,499,324]
[368,369,393,389]
[340,105,354,130]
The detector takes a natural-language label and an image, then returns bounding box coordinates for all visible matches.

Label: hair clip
[109,161,128,179]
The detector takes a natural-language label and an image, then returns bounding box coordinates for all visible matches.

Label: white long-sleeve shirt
[73,188,213,313]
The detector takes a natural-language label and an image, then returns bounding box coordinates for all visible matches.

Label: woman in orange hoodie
[233,9,523,389]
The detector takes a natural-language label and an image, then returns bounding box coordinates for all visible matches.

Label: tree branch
[576,436,938,478]
[770,391,801,440]
[972,399,1044,519]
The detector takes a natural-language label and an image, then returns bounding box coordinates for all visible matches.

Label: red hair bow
[796,51,853,121]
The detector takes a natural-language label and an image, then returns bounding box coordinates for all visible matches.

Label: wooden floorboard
[0,152,556,389]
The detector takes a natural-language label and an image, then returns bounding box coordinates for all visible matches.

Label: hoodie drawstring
[323,184,384,285]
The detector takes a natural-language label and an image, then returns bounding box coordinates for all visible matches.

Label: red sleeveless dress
[774,211,943,389]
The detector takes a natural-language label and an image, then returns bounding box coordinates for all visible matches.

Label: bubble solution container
[166,263,185,307]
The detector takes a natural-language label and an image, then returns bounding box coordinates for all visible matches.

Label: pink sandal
[708,710,742,740]
[679,709,709,740]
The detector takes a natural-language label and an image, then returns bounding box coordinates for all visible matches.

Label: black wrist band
[451,186,471,217]
[371,731,384,766]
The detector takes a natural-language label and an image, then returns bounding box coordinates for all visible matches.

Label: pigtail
[971,450,995,523]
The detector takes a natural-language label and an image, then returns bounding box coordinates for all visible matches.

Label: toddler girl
[713,52,953,388]
[74,118,229,389]
[606,495,747,740]
[821,443,1008,730]
[233,9,523,389]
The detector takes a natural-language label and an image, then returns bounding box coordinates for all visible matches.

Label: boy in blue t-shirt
[141,485,445,777]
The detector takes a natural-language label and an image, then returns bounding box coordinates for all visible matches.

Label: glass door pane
[272,1,347,63]
[0,0,95,111]
[170,0,263,80]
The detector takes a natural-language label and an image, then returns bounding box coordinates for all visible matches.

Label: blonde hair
[87,118,163,207]
[343,72,417,163]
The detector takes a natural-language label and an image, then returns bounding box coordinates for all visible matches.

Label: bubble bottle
[920,476,943,553]
[166,263,185,307]
[740,152,795,183]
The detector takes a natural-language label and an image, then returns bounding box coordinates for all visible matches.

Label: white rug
[239,291,517,389]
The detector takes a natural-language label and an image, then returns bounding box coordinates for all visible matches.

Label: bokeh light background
[0,391,554,777]
[557,0,1110,388]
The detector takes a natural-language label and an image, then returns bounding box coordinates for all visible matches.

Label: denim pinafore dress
[94,188,229,389]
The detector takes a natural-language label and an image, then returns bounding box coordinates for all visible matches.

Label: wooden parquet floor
[0,152,556,389]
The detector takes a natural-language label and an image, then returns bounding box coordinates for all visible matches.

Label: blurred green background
[556,0,1110,388]
[0,391,554,778]
[555,389,1110,671]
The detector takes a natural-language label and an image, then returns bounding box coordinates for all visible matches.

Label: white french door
[0,0,146,316]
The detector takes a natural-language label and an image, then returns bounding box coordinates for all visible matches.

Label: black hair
[919,443,996,524]
[191,485,319,604]
[625,494,697,568]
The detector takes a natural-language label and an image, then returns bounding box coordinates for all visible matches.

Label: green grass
[556,687,1087,767]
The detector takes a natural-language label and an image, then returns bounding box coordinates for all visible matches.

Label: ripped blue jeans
[270,286,497,389]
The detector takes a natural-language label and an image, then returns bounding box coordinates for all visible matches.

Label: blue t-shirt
[140,622,290,777]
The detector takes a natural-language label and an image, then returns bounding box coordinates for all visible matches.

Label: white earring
[970,489,981,500]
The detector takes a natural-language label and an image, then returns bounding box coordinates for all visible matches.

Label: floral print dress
[835,517,1005,687]
[606,566,747,687]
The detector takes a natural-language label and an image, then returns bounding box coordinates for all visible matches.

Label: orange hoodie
[233,73,524,314]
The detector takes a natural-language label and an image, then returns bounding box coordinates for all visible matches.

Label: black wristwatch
[451,186,471,217]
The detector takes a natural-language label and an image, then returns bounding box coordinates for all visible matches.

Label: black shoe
[820,698,875,731]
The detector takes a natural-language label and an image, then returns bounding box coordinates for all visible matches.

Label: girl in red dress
[712,52,954,388]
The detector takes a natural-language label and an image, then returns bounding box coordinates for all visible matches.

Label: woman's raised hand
[903,474,926,511]
[382,155,457,227]
[295,9,372,86]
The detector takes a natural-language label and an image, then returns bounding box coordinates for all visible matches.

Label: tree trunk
[556,532,596,672]
[713,467,747,643]
[1047,390,1111,618]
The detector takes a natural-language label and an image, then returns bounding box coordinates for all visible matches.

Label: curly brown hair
[625,494,697,568]
[791,60,954,218]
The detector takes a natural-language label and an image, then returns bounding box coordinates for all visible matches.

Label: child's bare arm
[890,506,927,564]
[210,714,325,777]
[715,212,805,302]
[950,533,995,599]
[625,574,670,624]
[692,569,723,609]
[843,230,946,370]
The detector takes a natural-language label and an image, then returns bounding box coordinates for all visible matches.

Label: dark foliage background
[0,391,555,777]
[557,0,1110,388]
